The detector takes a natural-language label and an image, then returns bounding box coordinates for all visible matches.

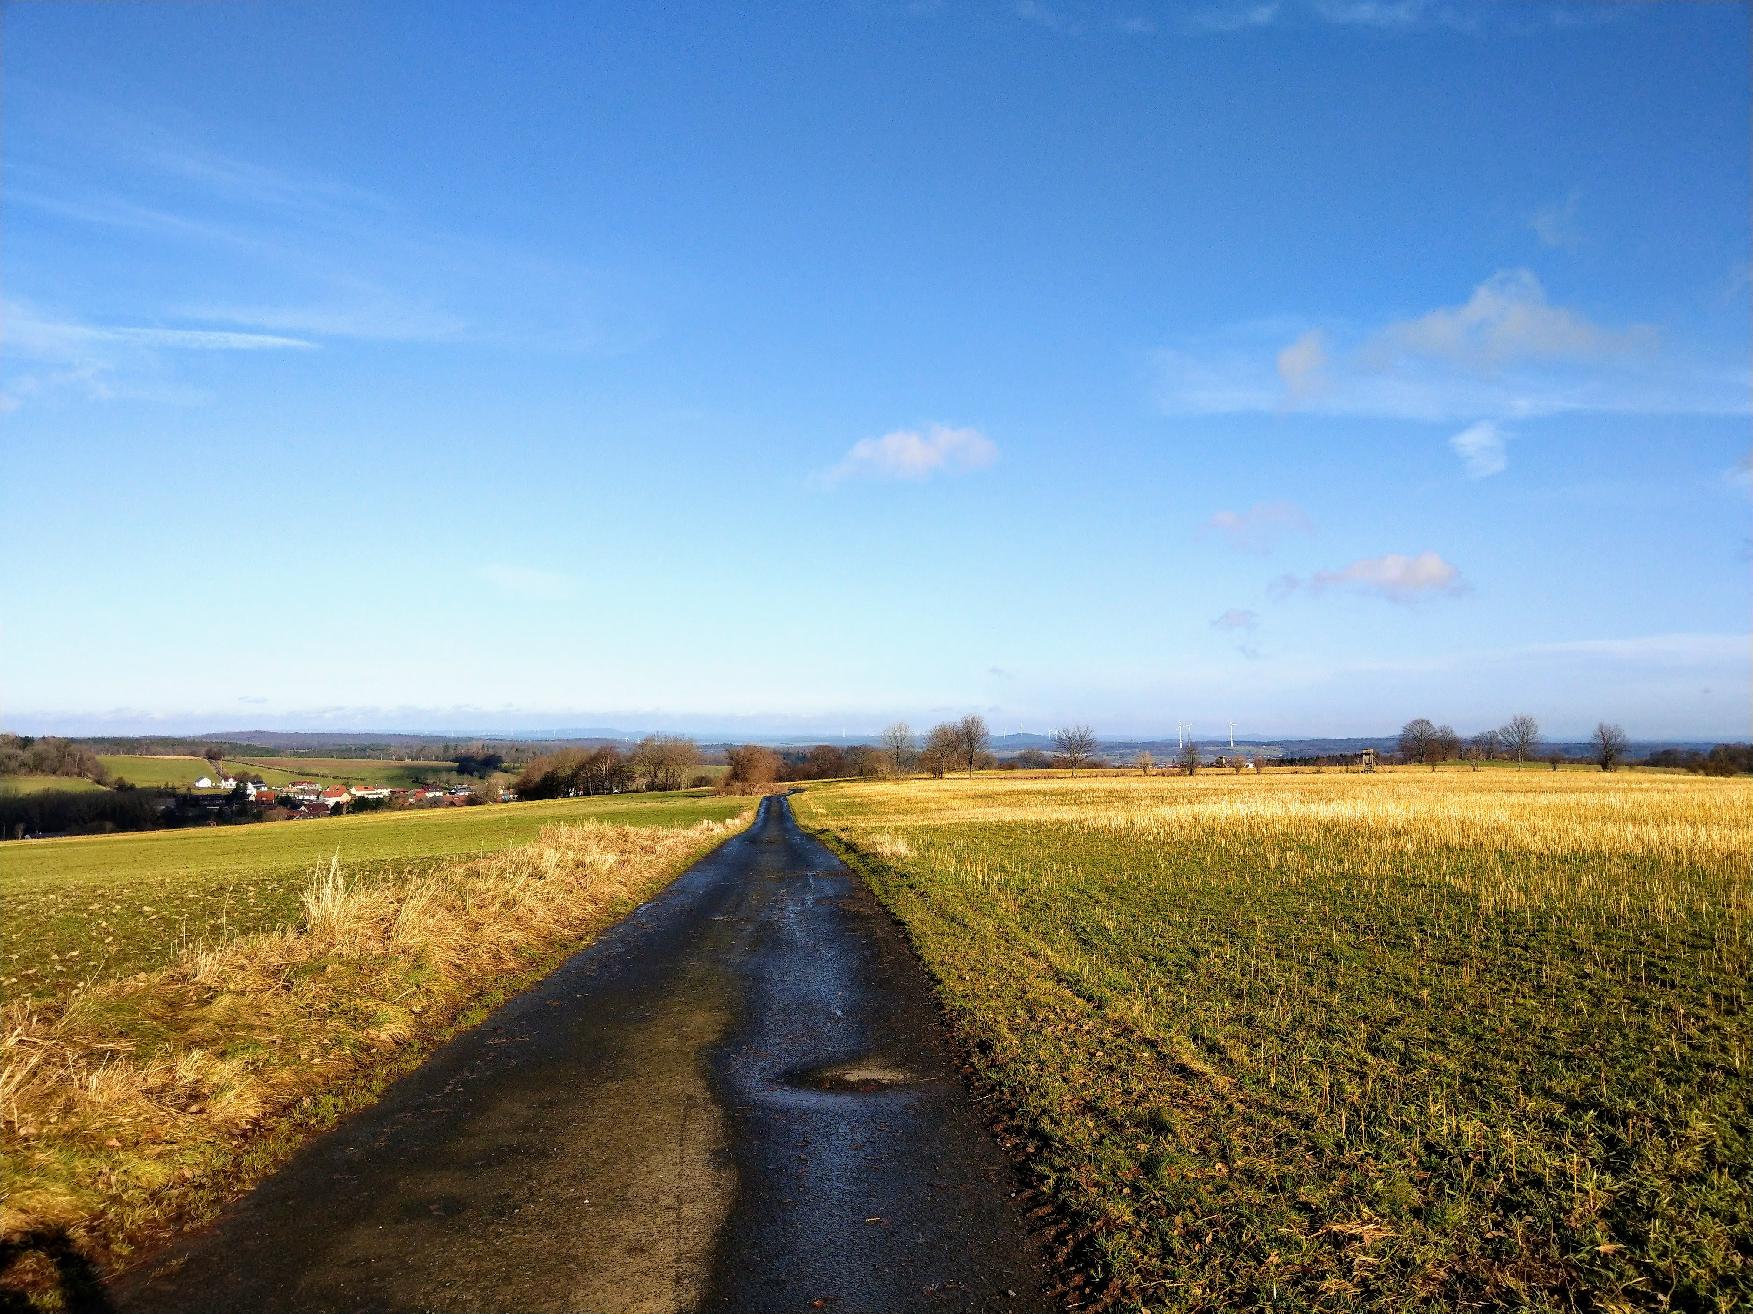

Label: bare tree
[1398,719,1458,770]
[878,722,915,775]
[722,745,781,793]
[1465,732,1497,770]
[631,735,699,792]
[1593,722,1628,772]
[1398,718,1437,766]
[1498,714,1540,765]
[844,744,884,777]
[1052,724,1098,772]
[953,715,991,772]
[1177,742,1201,775]
[920,723,961,778]
[1134,749,1154,775]
[801,744,848,779]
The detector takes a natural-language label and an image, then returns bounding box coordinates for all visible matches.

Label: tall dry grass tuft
[0,814,746,1282]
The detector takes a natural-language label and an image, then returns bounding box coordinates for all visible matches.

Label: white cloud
[823,424,998,486]
[1015,0,1079,32]
[1315,0,1424,25]
[1282,551,1467,603]
[0,299,315,409]
[1151,270,1746,423]
[1275,329,1328,402]
[1203,500,1312,552]
[1186,4,1280,32]
[1449,421,1507,478]
[1530,192,1582,250]
[1174,0,1479,33]
[6,93,659,395]
[1211,608,1260,631]
[5,302,314,357]
[179,300,466,343]
[471,565,575,601]
[1367,269,1652,371]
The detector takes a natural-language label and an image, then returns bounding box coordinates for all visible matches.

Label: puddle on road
[785,1060,920,1093]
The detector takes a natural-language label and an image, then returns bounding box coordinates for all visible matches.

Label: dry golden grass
[0,812,749,1295]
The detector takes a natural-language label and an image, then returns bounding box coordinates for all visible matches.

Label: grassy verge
[795,772,1752,1313]
[0,802,754,1305]
[3,789,751,1000]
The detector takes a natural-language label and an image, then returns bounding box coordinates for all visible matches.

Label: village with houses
[184,772,500,821]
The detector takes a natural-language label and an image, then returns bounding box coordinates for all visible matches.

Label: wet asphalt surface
[112,796,1056,1314]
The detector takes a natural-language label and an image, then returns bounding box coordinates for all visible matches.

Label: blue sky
[3,0,1748,740]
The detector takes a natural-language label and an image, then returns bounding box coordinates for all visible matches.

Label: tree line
[0,786,162,840]
[513,735,704,799]
[719,716,1130,789]
[1397,716,1641,771]
[1643,743,1753,776]
[715,717,995,791]
[0,735,109,784]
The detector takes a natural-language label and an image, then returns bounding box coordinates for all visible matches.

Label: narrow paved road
[114,796,1055,1314]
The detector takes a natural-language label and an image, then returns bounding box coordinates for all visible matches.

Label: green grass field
[94,755,218,789]
[0,774,108,795]
[226,756,463,788]
[1,791,756,1298]
[90,754,464,791]
[796,771,1753,1312]
[2,790,750,1001]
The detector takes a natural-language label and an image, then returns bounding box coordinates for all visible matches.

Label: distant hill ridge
[16,728,1730,760]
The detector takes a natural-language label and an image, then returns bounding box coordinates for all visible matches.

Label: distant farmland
[96,755,218,789]
[226,756,464,788]
[797,770,1753,1312]
[0,774,107,795]
[87,754,465,792]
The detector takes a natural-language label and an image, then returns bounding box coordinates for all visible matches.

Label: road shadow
[0,1230,116,1314]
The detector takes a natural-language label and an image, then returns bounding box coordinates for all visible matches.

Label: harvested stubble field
[795,770,1752,1313]
[0,792,754,1301]
[2,789,750,1000]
